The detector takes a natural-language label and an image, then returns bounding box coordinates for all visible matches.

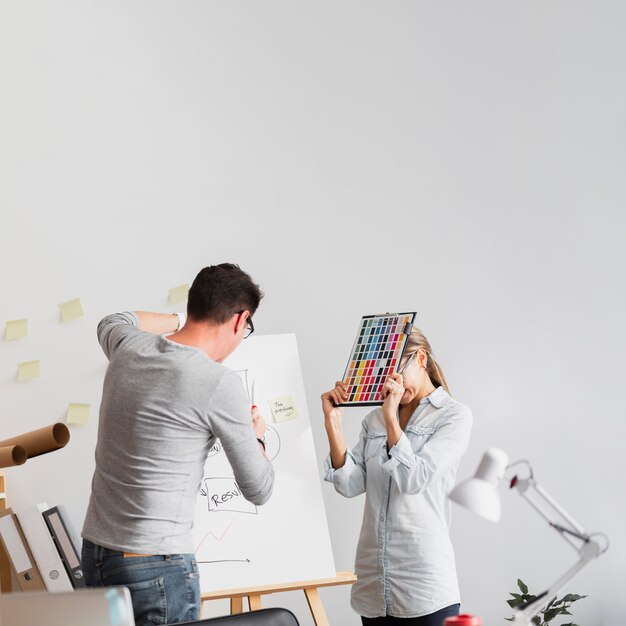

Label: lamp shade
[449,448,509,522]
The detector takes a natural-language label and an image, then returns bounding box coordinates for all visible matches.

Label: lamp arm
[532,482,586,535]
[512,539,602,625]
[512,477,589,551]
[507,470,608,626]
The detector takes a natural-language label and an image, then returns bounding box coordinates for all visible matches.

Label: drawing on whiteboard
[234,368,254,403]
[200,477,258,515]
[206,425,281,462]
[195,408,282,563]
[199,558,251,564]
[193,339,337,589]
[207,440,223,458]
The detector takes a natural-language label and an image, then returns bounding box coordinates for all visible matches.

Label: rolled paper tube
[0,445,28,468]
[0,423,70,459]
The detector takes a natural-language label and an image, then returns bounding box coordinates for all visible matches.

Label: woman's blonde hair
[403,327,449,393]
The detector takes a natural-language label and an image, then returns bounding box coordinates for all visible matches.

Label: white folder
[0,507,46,591]
[16,502,73,592]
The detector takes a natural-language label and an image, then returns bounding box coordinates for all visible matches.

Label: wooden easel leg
[230,597,244,614]
[248,594,262,611]
[0,473,12,592]
[304,587,330,626]
[0,544,11,592]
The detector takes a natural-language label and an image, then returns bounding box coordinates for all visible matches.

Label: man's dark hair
[187,263,264,324]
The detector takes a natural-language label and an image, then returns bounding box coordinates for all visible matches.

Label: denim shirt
[324,387,472,618]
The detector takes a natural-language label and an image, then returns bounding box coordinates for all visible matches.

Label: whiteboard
[192,334,336,592]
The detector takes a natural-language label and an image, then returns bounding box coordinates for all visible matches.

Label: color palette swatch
[340,312,416,406]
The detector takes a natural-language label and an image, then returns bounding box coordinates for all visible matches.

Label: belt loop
[95,543,104,565]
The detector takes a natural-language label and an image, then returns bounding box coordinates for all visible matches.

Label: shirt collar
[418,385,450,409]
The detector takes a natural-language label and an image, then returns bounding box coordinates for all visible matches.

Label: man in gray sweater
[82,263,274,626]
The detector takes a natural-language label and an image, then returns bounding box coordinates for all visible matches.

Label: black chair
[178,608,300,625]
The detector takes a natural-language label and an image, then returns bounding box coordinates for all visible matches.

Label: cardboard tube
[0,423,70,459]
[0,445,28,468]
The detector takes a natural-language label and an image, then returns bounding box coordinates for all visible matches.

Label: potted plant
[506,579,586,626]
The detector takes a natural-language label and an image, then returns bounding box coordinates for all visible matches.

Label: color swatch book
[341,312,416,406]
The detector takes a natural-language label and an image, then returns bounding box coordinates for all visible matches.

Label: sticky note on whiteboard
[5,319,28,340]
[59,298,84,322]
[66,403,90,425]
[17,360,40,382]
[168,284,189,304]
[270,395,298,422]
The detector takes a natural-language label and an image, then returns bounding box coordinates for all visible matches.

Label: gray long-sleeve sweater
[82,312,274,554]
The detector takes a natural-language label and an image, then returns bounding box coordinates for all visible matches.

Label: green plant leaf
[561,594,587,603]
[543,608,562,622]
[507,581,584,626]
[507,599,523,608]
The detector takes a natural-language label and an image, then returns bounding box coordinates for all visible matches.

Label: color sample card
[340,312,416,406]
[17,360,40,382]
[5,319,28,341]
[59,298,84,322]
[168,284,189,304]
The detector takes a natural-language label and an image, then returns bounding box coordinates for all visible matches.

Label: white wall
[1,2,624,625]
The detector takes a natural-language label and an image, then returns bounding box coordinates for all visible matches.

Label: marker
[399,352,415,375]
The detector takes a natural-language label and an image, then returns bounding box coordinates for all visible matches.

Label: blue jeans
[82,539,200,626]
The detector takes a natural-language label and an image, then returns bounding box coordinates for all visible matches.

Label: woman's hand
[381,372,405,419]
[251,405,267,440]
[381,372,405,448]
[322,382,349,469]
[321,381,348,430]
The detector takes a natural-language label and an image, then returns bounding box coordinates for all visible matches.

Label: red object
[443,615,482,626]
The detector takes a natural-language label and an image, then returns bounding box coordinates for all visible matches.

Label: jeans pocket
[123,577,167,626]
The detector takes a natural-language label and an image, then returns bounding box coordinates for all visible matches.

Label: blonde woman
[322,328,472,626]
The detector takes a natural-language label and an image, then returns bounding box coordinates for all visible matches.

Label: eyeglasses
[399,351,416,374]
[244,317,254,339]
[237,311,254,339]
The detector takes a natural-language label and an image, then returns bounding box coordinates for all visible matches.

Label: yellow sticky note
[59,298,84,322]
[17,360,40,382]
[270,395,298,423]
[168,284,189,305]
[6,319,28,341]
[66,403,90,425]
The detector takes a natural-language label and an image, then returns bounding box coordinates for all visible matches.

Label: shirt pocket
[405,424,437,454]
[363,431,386,461]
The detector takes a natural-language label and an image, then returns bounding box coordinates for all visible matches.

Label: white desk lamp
[449,448,609,626]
